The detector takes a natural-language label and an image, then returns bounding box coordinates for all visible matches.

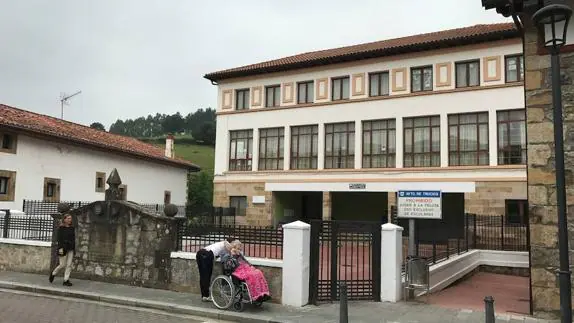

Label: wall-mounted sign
[349,183,367,190]
[397,190,442,220]
[252,196,265,204]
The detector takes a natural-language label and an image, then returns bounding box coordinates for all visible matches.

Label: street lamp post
[532,4,573,323]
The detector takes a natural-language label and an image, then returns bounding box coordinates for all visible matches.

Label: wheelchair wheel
[210,275,235,309]
[233,301,244,312]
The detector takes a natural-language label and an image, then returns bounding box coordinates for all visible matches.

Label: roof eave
[205,28,520,83]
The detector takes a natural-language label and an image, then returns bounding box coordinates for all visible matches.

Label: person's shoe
[63,280,73,287]
[49,274,54,283]
[202,296,212,302]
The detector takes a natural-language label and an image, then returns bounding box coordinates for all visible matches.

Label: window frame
[331,76,350,101]
[455,59,481,88]
[230,196,248,217]
[362,119,396,168]
[297,81,314,104]
[504,54,524,83]
[235,89,250,110]
[0,170,16,202]
[324,122,355,169]
[265,85,281,108]
[229,129,254,171]
[290,124,319,170]
[497,109,527,165]
[258,127,285,171]
[505,199,529,225]
[0,132,17,154]
[43,177,61,202]
[95,172,106,193]
[448,112,490,166]
[368,71,390,97]
[403,115,441,168]
[410,65,433,93]
[119,184,128,200]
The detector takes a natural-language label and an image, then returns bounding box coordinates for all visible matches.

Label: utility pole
[60,91,82,119]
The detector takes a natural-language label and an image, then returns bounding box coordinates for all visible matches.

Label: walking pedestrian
[49,214,75,286]
[196,237,235,302]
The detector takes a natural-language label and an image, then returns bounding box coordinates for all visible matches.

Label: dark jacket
[57,226,76,252]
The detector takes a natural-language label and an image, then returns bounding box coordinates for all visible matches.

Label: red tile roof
[0,104,200,170]
[205,23,519,82]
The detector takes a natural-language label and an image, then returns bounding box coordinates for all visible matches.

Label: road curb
[0,281,283,323]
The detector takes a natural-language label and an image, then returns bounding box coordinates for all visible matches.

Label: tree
[90,122,106,131]
[187,172,213,208]
[192,121,216,146]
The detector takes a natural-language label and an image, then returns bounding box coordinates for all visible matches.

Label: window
[505,199,528,225]
[290,125,318,170]
[164,191,171,204]
[297,81,314,104]
[497,109,526,165]
[505,55,524,83]
[229,130,253,171]
[362,119,396,168]
[0,177,8,194]
[369,72,390,97]
[0,170,15,202]
[265,85,280,107]
[259,127,284,170]
[331,77,350,101]
[448,112,489,166]
[43,177,60,202]
[119,184,128,200]
[230,196,248,216]
[0,132,17,154]
[325,122,355,169]
[235,89,250,110]
[410,66,433,92]
[456,60,480,88]
[404,116,440,167]
[95,172,106,193]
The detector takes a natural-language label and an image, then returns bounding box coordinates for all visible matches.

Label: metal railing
[0,209,53,241]
[176,221,283,259]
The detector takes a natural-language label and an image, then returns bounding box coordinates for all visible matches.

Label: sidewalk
[0,271,557,323]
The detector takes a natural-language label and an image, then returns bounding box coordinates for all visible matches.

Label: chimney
[165,134,174,158]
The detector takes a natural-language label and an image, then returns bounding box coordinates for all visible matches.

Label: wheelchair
[209,267,265,311]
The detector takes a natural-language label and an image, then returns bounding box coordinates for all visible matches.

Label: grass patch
[156,143,214,173]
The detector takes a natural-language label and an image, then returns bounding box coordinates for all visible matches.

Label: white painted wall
[0,134,188,211]
[214,42,525,178]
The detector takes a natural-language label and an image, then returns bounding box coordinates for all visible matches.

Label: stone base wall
[0,240,51,274]
[464,181,527,215]
[478,265,530,277]
[213,182,272,226]
[170,257,282,303]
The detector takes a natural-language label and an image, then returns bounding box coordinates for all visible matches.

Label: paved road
[0,290,233,323]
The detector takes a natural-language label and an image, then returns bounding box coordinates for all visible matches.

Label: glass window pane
[456,64,467,87]
[423,67,433,90]
[274,87,281,106]
[370,75,380,96]
[381,73,390,95]
[342,78,350,99]
[404,129,413,153]
[307,83,314,102]
[469,62,480,86]
[412,69,422,92]
[333,79,341,100]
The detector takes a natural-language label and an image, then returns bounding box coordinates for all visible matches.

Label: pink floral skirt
[232,262,270,301]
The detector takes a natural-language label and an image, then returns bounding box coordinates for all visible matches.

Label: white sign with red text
[397,190,442,220]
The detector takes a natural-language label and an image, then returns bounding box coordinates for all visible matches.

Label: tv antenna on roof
[60,90,82,119]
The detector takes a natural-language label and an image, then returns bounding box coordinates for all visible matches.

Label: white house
[0,104,200,211]
[205,23,527,227]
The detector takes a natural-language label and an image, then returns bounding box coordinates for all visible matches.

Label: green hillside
[154,142,215,174]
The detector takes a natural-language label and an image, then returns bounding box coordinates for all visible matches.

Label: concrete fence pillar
[281,220,310,306]
[381,223,403,302]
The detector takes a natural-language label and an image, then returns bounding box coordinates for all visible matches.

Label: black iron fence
[176,221,283,259]
[0,209,53,241]
[22,200,91,217]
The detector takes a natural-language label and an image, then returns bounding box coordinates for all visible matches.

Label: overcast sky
[0,0,510,128]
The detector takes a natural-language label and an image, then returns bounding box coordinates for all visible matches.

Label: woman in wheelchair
[210,240,271,311]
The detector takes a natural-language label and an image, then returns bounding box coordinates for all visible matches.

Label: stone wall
[213,182,272,226]
[0,239,51,274]
[464,181,527,215]
[68,201,180,289]
[523,17,574,318]
[169,255,283,303]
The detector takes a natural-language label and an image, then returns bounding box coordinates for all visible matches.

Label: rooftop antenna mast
[60,90,82,119]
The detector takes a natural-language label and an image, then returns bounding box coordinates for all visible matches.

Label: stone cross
[105,168,123,201]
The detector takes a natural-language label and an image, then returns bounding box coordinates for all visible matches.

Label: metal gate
[309,220,382,303]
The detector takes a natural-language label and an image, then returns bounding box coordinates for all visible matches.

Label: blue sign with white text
[398,191,441,198]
